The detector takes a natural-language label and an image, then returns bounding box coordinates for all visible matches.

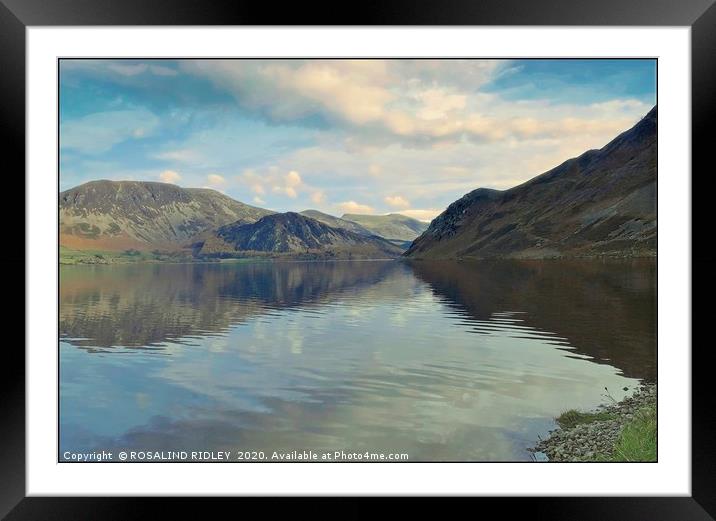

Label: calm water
[60,259,656,461]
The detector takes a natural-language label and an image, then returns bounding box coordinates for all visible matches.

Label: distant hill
[340,213,429,243]
[59,180,273,251]
[405,106,657,259]
[299,210,373,236]
[197,212,403,259]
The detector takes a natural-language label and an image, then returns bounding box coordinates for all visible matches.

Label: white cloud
[414,88,467,121]
[276,186,298,198]
[104,62,178,77]
[240,169,267,195]
[154,148,201,163]
[384,195,410,209]
[253,196,266,205]
[286,170,302,187]
[336,201,375,215]
[182,60,393,126]
[249,96,651,218]
[399,208,443,222]
[149,64,178,77]
[107,63,148,76]
[181,59,650,149]
[240,168,305,200]
[159,170,181,184]
[311,190,326,204]
[179,60,504,144]
[207,174,226,186]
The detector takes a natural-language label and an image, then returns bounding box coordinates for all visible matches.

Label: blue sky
[59,59,655,221]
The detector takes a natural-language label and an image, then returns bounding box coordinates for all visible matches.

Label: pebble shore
[532,384,656,462]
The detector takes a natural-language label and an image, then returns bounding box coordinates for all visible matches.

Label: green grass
[609,405,657,462]
[556,404,657,462]
[556,409,615,429]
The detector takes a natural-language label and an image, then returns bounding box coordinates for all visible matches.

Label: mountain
[405,106,657,259]
[340,213,429,243]
[197,212,403,259]
[299,210,373,236]
[59,180,273,251]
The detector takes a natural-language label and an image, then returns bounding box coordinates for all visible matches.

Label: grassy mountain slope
[340,213,429,242]
[299,210,373,236]
[59,180,273,251]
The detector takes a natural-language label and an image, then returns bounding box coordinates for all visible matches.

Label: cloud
[286,170,302,187]
[311,190,326,204]
[279,186,298,198]
[159,170,181,184]
[149,64,179,77]
[240,168,305,200]
[154,148,201,163]
[102,62,179,77]
[253,196,266,205]
[180,60,651,150]
[336,201,375,215]
[179,60,503,145]
[256,94,650,205]
[239,170,267,195]
[384,195,410,209]
[107,63,148,76]
[182,60,393,125]
[399,208,443,222]
[206,174,226,186]
[60,109,159,154]
[414,88,467,121]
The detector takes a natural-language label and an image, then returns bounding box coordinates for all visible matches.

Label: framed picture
[6,0,713,516]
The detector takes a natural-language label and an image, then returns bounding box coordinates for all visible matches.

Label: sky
[59,59,656,221]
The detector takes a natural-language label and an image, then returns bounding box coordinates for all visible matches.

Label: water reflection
[60,260,405,350]
[408,259,656,381]
[60,259,655,461]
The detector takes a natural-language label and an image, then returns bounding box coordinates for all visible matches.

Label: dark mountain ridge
[405,106,657,259]
[197,212,403,259]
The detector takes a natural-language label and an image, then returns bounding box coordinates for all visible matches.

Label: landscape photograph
[59,58,656,463]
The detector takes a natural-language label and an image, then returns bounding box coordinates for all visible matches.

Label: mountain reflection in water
[60,259,655,461]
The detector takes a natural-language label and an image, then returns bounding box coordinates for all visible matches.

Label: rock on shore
[532,384,656,462]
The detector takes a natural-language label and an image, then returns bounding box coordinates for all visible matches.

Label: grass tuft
[610,405,657,462]
[556,409,615,429]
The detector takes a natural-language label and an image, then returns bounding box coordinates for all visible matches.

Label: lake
[59,258,656,461]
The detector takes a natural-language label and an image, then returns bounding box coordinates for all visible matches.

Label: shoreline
[60,252,658,266]
[531,384,657,462]
[59,255,400,266]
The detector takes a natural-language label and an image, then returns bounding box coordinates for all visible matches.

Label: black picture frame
[4,0,713,517]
